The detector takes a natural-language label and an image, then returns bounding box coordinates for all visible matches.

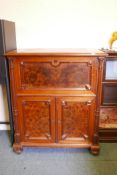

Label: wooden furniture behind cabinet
[99,51,117,142]
[5,49,106,154]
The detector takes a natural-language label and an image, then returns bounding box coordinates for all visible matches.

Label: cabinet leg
[90,145,100,155]
[13,144,23,154]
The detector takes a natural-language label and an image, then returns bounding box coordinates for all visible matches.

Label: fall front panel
[13,56,98,92]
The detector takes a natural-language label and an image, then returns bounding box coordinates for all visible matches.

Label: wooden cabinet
[99,52,117,142]
[5,49,106,154]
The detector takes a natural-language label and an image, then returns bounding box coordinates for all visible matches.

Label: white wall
[0,86,10,130]
[0,0,117,129]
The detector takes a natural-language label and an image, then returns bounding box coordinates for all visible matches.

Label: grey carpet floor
[0,131,117,175]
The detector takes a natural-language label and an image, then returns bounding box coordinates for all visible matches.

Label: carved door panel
[17,96,55,143]
[56,96,96,144]
[13,56,98,93]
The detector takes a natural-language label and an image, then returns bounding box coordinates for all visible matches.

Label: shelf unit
[99,52,117,142]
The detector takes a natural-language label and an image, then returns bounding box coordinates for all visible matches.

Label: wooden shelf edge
[99,128,117,142]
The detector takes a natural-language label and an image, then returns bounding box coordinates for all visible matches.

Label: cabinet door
[56,96,96,144]
[17,96,55,143]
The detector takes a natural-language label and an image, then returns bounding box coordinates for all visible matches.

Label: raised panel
[17,96,55,143]
[14,56,98,92]
[20,62,90,89]
[56,96,96,144]
[100,107,117,128]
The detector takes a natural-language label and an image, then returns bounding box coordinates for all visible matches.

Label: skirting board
[0,122,10,130]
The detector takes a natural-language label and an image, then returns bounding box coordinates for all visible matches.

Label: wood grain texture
[20,62,90,89]
[100,107,117,128]
[11,56,98,93]
[17,96,56,143]
[62,102,89,138]
[56,96,96,144]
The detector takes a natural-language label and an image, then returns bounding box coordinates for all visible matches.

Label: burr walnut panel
[17,97,55,143]
[21,63,90,88]
[57,96,96,144]
[100,107,117,128]
[13,57,98,92]
[20,62,90,89]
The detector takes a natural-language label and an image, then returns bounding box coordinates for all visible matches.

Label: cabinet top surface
[5,48,107,57]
